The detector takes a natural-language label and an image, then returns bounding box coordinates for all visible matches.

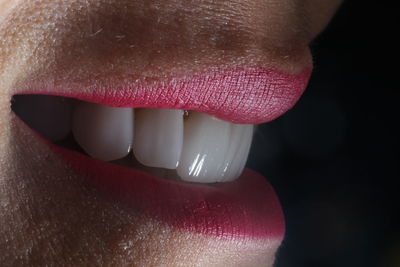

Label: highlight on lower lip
[19,66,312,124]
[50,143,285,240]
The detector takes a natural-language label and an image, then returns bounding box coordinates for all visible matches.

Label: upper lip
[4,0,312,124]
[16,66,311,124]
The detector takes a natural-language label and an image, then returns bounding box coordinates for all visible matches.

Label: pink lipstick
[19,66,312,124]
[51,144,285,239]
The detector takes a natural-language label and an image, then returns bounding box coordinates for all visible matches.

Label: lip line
[16,66,312,124]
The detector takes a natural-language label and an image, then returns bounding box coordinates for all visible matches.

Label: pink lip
[16,66,311,240]
[21,66,312,124]
[51,144,285,239]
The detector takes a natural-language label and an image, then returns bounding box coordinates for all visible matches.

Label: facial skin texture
[0,0,342,266]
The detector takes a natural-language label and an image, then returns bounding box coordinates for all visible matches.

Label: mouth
[10,66,311,240]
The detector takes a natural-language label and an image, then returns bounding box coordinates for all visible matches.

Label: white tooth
[12,95,72,142]
[220,123,254,182]
[133,109,183,169]
[177,112,253,183]
[72,102,133,161]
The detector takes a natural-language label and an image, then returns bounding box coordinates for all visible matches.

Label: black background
[248,1,399,266]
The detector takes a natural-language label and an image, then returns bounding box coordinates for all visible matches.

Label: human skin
[0,0,342,266]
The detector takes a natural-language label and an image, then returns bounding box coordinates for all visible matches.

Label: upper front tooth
[72,102,133,161]
[219,122,254,181]
[177,112,253,183]
[133,109,183,169]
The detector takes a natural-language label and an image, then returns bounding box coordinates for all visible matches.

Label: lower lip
[50,143,285,240]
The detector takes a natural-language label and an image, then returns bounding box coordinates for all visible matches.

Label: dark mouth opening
[11,94,255,184]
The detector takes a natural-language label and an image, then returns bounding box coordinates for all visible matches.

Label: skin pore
[0,0,342,266]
